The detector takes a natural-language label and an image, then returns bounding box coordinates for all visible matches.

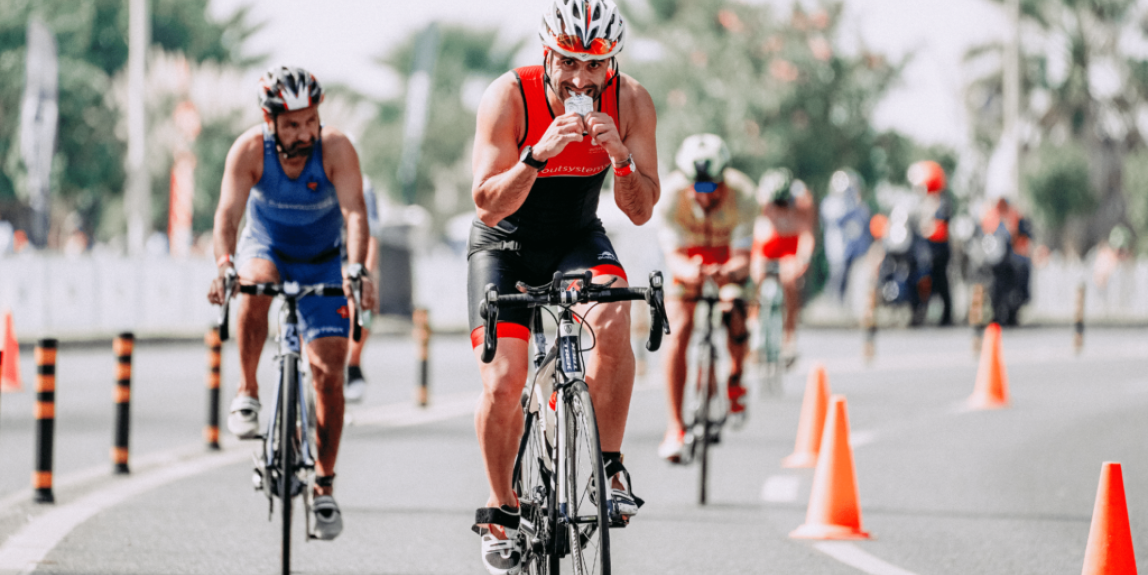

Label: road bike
[217,268,363,575]
[675,277,732,505]
[480,270,669,575]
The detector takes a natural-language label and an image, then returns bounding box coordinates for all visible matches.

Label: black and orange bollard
[112,333,133,474]
[1073,282,1086,355]
[862,285,877,363]
[33,338,57,503]
[413,308,431,407]
[205,327,222,450]
[969,283,985,354]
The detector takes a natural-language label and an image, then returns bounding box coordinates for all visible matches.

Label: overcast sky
[208,0,1010,149]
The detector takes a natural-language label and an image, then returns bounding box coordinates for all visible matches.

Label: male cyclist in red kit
[466,1,659,572]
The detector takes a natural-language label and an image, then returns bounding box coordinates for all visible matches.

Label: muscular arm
[323,129,368,267]
[611,76,659,225]
[212,127,263,264]
[471,73,536,227]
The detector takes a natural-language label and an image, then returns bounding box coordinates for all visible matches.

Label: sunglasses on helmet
[693,181,719,194]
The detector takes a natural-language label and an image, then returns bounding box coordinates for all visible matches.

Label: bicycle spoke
[564,385,609,575]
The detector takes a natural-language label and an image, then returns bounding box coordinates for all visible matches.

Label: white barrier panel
[0,255,218,340]
[2,251,1145,341]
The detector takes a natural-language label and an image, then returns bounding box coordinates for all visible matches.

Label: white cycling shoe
[473,505,523,575]
[345,365,366,404]
[310,495,344,540]
[658,430,685,463]
[227,395,261,439]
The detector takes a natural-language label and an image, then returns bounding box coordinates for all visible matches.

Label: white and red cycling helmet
[257,66,324,122]
[540,0,626,61]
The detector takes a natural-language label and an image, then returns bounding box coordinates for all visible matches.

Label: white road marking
[0,442,218,517]
[761,475,800,503]
[0,448,248,574]
[813,542,920,575]
[850,429,878,448]
[0,393,479,574]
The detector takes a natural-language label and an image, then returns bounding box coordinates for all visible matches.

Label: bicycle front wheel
[562,381,610,575]
[279,359,298,575]
[516,408,559,575]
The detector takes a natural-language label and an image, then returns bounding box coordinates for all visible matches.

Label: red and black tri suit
[467,65,628,346]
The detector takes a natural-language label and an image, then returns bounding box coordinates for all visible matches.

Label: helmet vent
[593,4,601,19]
[572,2,581,19]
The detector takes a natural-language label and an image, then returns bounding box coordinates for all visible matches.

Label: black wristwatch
[520,146,548,171]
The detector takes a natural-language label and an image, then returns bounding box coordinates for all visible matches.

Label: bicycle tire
[697,341,715,506]
[516,409,560,575]
[563,381,610,575]
[280,359,298,575]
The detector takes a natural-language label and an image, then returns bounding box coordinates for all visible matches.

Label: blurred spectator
[980,190,1033,325]
[819,169,871,303]
[1092,224,1133,289]
[908,160,953,325]
[13,230,29,253]
[0,221,13,255]
[63,230,88,257]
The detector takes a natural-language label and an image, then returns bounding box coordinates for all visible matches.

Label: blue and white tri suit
[236,126,349,342]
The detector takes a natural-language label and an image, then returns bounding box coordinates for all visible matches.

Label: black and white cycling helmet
[675,134,731,184]
[258,66,324,120]
[540,0,626,61]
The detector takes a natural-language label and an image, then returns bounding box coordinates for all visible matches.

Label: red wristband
[217,254,233,268]
[613,154,635,177]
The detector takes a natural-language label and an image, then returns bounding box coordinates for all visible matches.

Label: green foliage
[360,26,522,213]
[1123,148,1148,253]
[0,0,258,238]
[626,0,912,199]
[1025,142,1096,231]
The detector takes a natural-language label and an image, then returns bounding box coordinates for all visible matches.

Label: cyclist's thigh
[664,296,698,338]
[289,257,351,344]
[467,247,534,346]
[236,240,282,283]
[559,229,632,332]
[555,228,629,287]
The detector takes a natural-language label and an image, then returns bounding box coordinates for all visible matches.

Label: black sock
[348,365,363,381]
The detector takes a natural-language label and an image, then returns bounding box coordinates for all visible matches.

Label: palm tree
[963,0,1148,253]
[358,25,523,222]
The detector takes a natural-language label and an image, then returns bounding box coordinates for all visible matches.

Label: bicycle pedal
[250,434,266,441]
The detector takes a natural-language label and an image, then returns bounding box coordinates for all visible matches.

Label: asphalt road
[0,325,1147,574]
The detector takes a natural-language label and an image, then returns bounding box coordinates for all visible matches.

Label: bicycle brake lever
[218,268,238,342]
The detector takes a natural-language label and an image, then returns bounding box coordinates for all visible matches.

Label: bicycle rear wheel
[279,359,298,575]
[562,381,610,575]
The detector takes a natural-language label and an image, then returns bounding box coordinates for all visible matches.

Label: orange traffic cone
[790,395,870,540]
[1,309,20,392]
[968,322,1008,409]
[1082,462,1137,575]
[783,364,830,468]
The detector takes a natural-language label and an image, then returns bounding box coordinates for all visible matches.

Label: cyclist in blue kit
[206,66,375,541]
